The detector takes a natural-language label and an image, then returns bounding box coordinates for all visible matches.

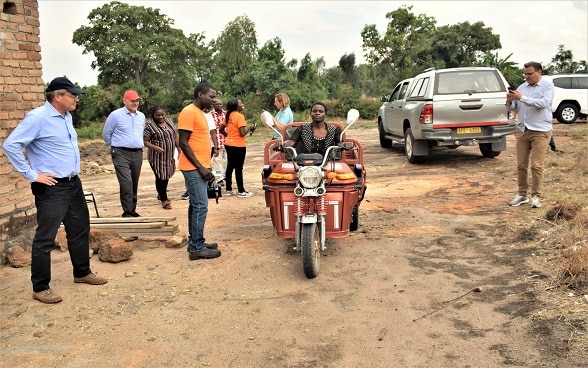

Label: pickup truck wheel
[556,103,578,124]
[404,128,424,164]
[479,143,501,158]
[378,121,392,148]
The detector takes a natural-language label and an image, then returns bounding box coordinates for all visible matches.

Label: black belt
[113,146,143,152]
[55,175,78,182]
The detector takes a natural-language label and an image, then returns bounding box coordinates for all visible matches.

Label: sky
[37,0,588,87]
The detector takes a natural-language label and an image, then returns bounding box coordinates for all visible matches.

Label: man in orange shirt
[178,83,221,260]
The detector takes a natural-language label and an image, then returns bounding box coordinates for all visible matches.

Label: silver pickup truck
[378,67,516,163]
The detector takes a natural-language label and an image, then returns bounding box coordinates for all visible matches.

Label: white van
[542,74,588,124]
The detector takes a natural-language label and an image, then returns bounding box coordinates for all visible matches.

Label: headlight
[298,167,323,188]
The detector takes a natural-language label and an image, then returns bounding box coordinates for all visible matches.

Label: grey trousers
[111,147,143,215]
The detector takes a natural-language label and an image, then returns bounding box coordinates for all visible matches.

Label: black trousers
[111,147,143,215]
[155,177,169,201]
[30,177,92,292]
[225,145,247,193]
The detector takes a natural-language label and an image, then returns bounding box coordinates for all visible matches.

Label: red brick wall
[0,0,44,244]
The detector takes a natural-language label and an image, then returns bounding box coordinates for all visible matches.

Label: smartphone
[508,87,515,92]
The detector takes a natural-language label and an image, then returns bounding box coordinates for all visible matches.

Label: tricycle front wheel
[301,223,320,278]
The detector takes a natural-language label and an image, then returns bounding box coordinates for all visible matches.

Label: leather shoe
[189,248,221,260]
[33,289,63,304]
[74,273,108,285]
[187,242,218,251]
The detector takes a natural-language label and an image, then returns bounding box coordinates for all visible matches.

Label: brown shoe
[32,289,63,304]
[74,273,108,285]
[162,200,172,209]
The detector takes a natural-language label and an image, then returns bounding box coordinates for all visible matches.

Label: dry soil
[1,122,586,368]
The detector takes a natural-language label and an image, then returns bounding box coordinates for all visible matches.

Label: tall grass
[77,121,105,140]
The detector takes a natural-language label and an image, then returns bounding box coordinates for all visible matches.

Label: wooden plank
[90,217,176,224]
[115,224,178,232]
[90,222,167,229]
[113,229,180,237]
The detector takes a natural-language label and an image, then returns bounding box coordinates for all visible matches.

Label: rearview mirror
[260,111,274,128]
[339,109,360,141]
[346,109,360,126]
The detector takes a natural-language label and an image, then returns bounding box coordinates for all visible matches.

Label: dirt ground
[1,121,587,368]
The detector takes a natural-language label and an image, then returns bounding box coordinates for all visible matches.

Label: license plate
[457,127,481,134]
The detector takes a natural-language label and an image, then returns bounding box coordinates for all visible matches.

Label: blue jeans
[181,169,209,252]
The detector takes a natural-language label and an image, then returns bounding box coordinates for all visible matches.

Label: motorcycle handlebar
[278,144,354,168]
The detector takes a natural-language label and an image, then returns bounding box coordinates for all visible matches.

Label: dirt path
[1,123,585,367]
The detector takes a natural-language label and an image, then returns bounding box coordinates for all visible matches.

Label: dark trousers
[155,177,169,201]
[31,177,92,292]
[111,147,143,215]
[225,145,247,193]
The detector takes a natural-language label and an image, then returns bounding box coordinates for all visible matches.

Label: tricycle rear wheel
[301,223,320,278]
[350,205,359,231]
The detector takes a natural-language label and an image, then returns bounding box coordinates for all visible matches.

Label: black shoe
[122,212,134,218]
[131,212,140,217]
[181,191,189,200]
[187,243,218,251]
[189,248,221,260]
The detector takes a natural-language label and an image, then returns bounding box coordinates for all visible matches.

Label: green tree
[481,51,523,88]
[545,44,588,74]
[72,1,196,87]
[361,6,436,81]
[242,38,297,108]
[339,53,356,85]
[431,21,501,68]
[322,66,344,99]
[211,15,258,95]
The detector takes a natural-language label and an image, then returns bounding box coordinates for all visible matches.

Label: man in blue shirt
[506,62,554,209]
[102,90,146,217]
[3,77,108,304]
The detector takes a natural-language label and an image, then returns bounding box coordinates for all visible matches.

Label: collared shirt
[507,78,554,132]
[273,106,294,139]
[102,106,146,148]
[3,101,80,182]
[210,108,226,148]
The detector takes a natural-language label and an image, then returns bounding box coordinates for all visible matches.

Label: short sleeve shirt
[177,104,212,170]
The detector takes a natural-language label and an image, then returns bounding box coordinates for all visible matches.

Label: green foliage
[361,6,437,81]
[76,120,105,140]
[545,45,588,74]
[431,21,501,67]
[70,2,583,130]
[211,15,258,94]
[339,53,356,85]
[481,52,523,88]
[73,1,192,86]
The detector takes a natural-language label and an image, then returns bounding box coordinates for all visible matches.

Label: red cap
[123,90,141,100]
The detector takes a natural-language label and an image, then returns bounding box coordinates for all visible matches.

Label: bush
[76,120,105,140]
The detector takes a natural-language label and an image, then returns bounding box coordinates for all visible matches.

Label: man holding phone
[506,61,554,209]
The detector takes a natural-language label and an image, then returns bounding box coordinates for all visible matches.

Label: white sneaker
[509,195,529,206]
[237,191,254,198]
[225,190,236,196]
[530,196,542,208]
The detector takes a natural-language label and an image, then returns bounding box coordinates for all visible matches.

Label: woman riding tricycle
[261,102,367,278]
